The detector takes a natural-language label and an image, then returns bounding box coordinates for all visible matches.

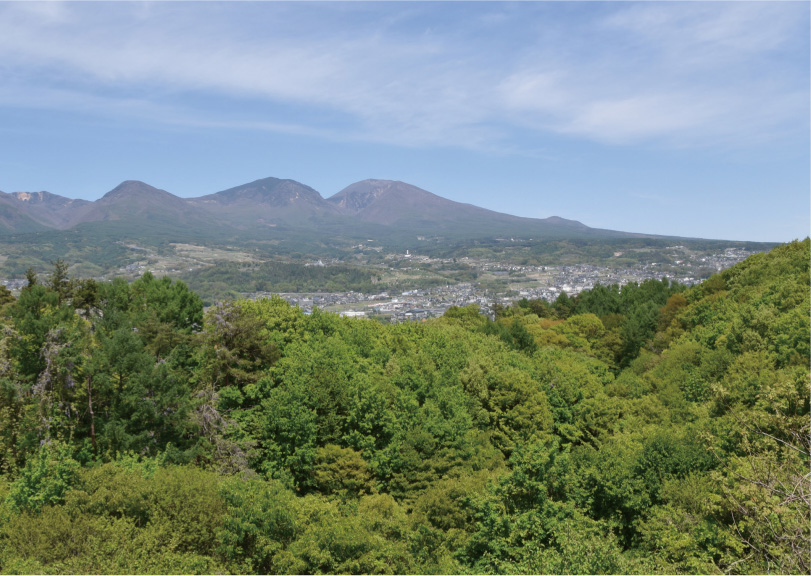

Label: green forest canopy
[0,239,808,574]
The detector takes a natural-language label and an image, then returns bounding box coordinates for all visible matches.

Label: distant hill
[188,177,342,229]
[0,176,779,283]
[194,177,326,208]
[0,176,655,246]
[328,179,499,225]
[0,193,49,234]
[81,181,194,223]
[4,190,92,229]
[329,178,588,228]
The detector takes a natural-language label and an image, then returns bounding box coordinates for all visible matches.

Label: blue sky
[0,1,808,242]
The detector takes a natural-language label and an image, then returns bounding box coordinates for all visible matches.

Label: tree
[5,441,81,513]
[10,284,67,383]
[202,302,279,392]
[24,267,37,288]
[0,285,15,306]
[72,278,99,317]
[553,291,575,318]
[47,259,73,306]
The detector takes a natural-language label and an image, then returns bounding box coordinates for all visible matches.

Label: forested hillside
[0,240,807,574]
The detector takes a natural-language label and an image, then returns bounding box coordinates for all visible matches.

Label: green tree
[6,441,81,513]
[47,258,73,306]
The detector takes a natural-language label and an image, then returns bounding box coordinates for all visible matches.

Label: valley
[0,176,775,312]
[245,245,759,321]
[1,236,761,318]
[2,3,806,573]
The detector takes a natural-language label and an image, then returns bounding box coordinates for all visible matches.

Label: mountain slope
[327,179,599,239]
[0,176,646,247]
[328,179,479,224]
[189,177,342,229]
[68,180,228,242]
[0,192,50,234]
[81,180,191,222]
[7,190,92,229]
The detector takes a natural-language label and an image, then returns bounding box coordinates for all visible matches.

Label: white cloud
[561,94,721,144]
[603,1,801,59]
[0,1,806,151]
[496,2,808,147]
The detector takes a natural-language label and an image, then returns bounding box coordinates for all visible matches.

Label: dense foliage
[0,240,807,574]
[183,260,381,302]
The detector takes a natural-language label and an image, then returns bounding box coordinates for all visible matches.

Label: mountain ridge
[0,189,91,230]
[188,177,343,229]
[0,176,635,245]
[327,179,589,231]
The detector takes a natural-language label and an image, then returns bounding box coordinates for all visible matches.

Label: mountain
[60,180,227,243]
[327,179,594,238]
[0,176,627,245]
[0,176,775,282]
[9,191,91,229]
[195,177,326,208]
[81,181,191,222]
[0,190,91,231]
[328,179,481,224]
[188,177,342,229]
[0,192,50,234]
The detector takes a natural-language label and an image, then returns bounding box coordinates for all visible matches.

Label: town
[262,245,758,322]
[0,244,759,323]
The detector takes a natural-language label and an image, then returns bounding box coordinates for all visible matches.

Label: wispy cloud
[496,2,807,147]
[0,1,806,152]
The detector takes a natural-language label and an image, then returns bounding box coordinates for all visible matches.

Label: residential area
[262,246,759,322]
